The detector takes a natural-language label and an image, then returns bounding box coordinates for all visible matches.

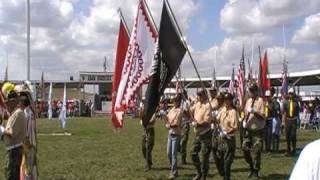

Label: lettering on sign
[80,73,113,82]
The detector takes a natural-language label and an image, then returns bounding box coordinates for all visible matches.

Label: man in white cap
[0,85,27,180]
[282,87,300,156]
[264,90,273,153]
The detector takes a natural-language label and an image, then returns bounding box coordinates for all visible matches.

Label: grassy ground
[0,117,318,180]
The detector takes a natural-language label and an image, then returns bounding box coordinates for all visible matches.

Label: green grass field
[0,117,318,180]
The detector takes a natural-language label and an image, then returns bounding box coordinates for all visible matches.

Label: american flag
[236,47,246,107]
[281,58,288,99]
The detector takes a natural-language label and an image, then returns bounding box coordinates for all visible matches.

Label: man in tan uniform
[165,95,183,179]
[190,90,213,180]
[0,90,26,180]
[211,92,225,176]
[179,90,192,165]
[216,92,239,180]
[242,82,265,178]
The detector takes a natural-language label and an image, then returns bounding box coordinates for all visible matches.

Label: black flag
[142,1,187,128]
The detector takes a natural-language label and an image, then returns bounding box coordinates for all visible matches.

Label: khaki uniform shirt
[210,98,219,110]
[167,107,183,135]
[4,108,26,147]
[217,107,239,136]
[191,101,212,135]
[244,97,265,130]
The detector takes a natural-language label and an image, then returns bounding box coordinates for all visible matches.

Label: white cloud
[220,0,320,34]
[0,0,199,80]
[292,13,320,44]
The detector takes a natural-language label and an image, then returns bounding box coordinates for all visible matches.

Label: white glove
[192,121,197,127]
[242,121,247,128]
[247,107,255,113]
[165,124,170,129]
[219,130,228,138]
[159,110,166,116]
[0,126,5,135]
[211,123,214,129]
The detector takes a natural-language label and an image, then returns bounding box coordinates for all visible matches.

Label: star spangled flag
[111,10,130,128]
[237,47,245,107]
[115,0,158,124]
[48,82,53,119]
[59,83,67,129]
[142,0,186,128]
[281,58,288,99]
[228,66,235,95]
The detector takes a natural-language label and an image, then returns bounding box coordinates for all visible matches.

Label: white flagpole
[48,82,53,119]
[27,0,30,80]
[59,83,67,130]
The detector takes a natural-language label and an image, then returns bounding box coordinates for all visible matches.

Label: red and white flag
[115,0,158,124]
[111,11,130,128]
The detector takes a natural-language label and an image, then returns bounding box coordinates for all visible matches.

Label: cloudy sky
[0,0,319,81]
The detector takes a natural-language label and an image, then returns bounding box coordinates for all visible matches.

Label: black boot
[193,166,202,180]
[193,173,202,180]
[248,164,254,178]
[144,164,151,172]
[253,170,262,179]
[181,156,187,165]
[201,175,206,180]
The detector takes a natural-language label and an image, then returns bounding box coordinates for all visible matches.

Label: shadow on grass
[261,173,289,180]
[180,173,215,179]
[232,167,250,173]
[151,167,169,171]
[151,165,194,172]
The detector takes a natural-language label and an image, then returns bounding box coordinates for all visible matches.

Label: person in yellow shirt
[216,92,239,180]
[242,82,265,178]
[164,95,183,179]
[190,90,213,180]
[282,88,300,156]
[264,90,274,153]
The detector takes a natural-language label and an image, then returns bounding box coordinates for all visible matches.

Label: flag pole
[142,0,158,32]
[164,0,209,98]
[27,0,30,81]
[117,8,131,36]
